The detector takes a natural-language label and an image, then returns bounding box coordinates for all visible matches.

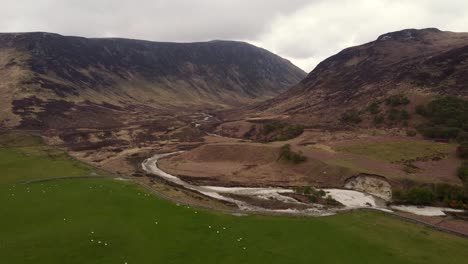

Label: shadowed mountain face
[0,32,305,129]
[255,28,468,125]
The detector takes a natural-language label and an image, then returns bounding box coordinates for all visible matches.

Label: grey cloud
[1,0,468,72]
[0,0,311,41]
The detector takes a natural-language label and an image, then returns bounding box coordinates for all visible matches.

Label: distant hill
[254,28,468,126]
[0,32,305,129]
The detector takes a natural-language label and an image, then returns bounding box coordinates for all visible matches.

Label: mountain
[254,28,468,126]
[0,32,305,129]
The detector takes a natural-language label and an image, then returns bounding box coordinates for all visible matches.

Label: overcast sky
[1,0,468,72]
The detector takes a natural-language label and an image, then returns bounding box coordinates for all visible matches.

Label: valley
[1,27,468,263]
[1,131,468,264]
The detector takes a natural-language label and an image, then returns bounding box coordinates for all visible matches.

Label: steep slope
[0,32,305,128]
[255,28,468,126]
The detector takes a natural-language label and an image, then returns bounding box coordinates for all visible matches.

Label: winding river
[142,152,383,215]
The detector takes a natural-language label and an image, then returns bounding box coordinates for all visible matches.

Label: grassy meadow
[0,132,100,184]
[1,132,467,264]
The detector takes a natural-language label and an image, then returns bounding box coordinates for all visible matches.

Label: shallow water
[142,152,386,215]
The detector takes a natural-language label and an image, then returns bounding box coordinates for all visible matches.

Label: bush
[340,110,362,124]
[367,102,380,114]
[415,104,428,116]
[279,144,306,164]
[458,142,468,159]
[458,161,468,182]
[392,183,467,208]
[262,121,304,141]
[373,114,385,124]
[263,121,285,134]
[433,184,466,202]
[425,97,468,128]
[414,97,468,141]
[388,109,410,122]
[385,95,410,107]
[406,187,436,205]
[417,125,460,139]
[456,131,468,143]
[392,190,405,201]
[295,186,326,203]
[406,129,417,137]
[325,195,340,205]
[276,125,304,141]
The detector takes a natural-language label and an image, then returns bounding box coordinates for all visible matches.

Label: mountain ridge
[252,28,468,126]
[0,32,305,128]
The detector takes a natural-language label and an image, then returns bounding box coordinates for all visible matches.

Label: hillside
[0,32,305,129]
[253,28,468,126]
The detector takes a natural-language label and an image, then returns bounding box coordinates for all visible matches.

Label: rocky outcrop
[345,174,392,201]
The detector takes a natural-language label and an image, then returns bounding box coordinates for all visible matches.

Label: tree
[406,187,435,205]
[373,114,385,124]
[279,144,306,164]
[367,102,380,114]
[340,110,362,124]
[458,142,468,159]
[458,162,468,182]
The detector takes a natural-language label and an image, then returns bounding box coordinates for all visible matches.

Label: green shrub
[415,104,428,116]
[295,186,327,203]
[456,131,468,143]
[388,109,410,122]
[406,187,436,205]
[367,102,380,114]
[414,97,468,141]
[433,184,466,202]
[276,125,304,141]
[340,110,362,124]
[262,121,304,141]
[417,125,460,139]
[458,142,468,159]
[392,190,405,201]
[458,161,468,182]
[385,95,410,107]
[425,97,468,128]
[373,114,385,124]
[279,144,306,164]
[406,129,417,137]
[263,121,285,134]
[325,195,340,205]
[392,183,467,208]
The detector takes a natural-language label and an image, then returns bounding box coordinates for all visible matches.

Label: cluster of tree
[458,161,468,182]
[393,183,468,209]
[366,94,411,126]
[415,96,468,141]
[279,144,306,164]
[458,142,468,159]
[262,121,304,141]
[456,144,468,202]
[387,108,410,123]
[385,94,410,107]
[294,186,339,205]
[340,110,362,124]
[367,102,381,114]
[294,186,326,202]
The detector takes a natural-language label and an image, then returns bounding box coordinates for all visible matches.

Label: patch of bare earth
[158,142,354,188]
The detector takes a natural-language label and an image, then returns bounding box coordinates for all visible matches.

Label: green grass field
[1,132,467,263]
[0,132,100,184]
[2,179,468,264]
[336,141,456,162]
